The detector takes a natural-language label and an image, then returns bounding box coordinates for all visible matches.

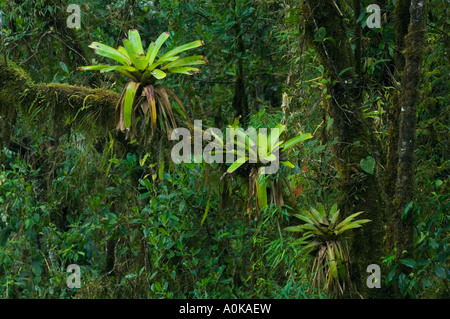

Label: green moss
[301,0,356,79]
[300,0,390,298]
[0,61,120,144]
[394,0,411,71]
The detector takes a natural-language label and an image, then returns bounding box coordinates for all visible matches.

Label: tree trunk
[231,0,249,121]
[393,0,427,262]
[301,0,390,298]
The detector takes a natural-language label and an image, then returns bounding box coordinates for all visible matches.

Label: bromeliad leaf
[128,29,145,55]
[147,32,171,67]
[160,40,204,60]
[77,64,111,71]
[282,133,313,150]
[268,123,286,152]
[88,42,131,66]
[227,157,249,173]
[123,39,147,70]
[123,81,140,128]
[151,69,167,80]
[161,55,207,70]
[100,65,137,73]
[167,66,200,75]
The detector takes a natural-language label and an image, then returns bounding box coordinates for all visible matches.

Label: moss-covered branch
[0,61,119,149]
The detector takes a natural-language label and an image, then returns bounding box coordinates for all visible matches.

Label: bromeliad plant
[78,29,206,138]
[206,122,313,212]
[285,204,371,295]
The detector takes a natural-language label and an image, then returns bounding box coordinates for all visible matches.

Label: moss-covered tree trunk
[301,0,390,298]
[231,0,249,121]
[393,0,427,267]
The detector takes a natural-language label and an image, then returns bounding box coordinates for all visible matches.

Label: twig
[333,0,344,16]
[19,31,53,65]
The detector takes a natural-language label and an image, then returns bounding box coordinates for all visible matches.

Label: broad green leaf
[335,223,363,235]
[151,69,167,79]
[327,245,338,279]
[145,41,155,65]
[161,55,207,70]
[386,269,397,285]
[293,233,315,245]
[401,258,417,269]
[99,65,139,80]
[123,81,140,128]
[259,153,276,162]
[235,128,256,148]
[329,203,338,216]
[335,212,365,229]
[339,66,354,76]
[123,39,147,70]
[59,61,68,73]
[317,204,326,219]
[282,133,313,150]
[117,46,129,58]
[293,213,316,225]
[309,206,324,224]
[78,64,111,71]
[100,65,137,73]
[167,66,200,75]
[143,85,157,136]
[147,32,171,68]
[256,169,268,209]
[89,42,131,65]
[148,55,179,71]
[160,39,204,60]
[398,273,408,296]
[158,156,164,181]
[303,240,323,252]
[360,156,375,174]
[329,209,340,226]
[435,265,446,279]
[227,157,248,173]
[268,123,286,152]
[285,225,305,232]
[296,223,320,232]
[128,29,144,55]
[401,201,414,220]
[257,132,269,159]
[201,196,211,226]
[281,160,295,169]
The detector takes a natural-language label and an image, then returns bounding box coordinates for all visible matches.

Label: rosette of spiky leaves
[204,122,312,212]
[78,29,206,138]
[285,204,371,295]
[223,123,313,174]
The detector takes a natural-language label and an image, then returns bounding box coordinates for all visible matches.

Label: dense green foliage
[0,0,448,299]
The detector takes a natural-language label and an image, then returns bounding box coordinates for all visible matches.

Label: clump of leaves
[203,121,313,213]
[285,203,371,295]
[79,29,207,138]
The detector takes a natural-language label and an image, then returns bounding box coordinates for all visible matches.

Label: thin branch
[19,31,53,65]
